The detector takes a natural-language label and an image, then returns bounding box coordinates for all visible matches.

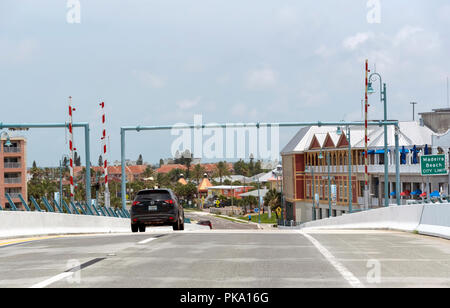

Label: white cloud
[245,68,277,89]
[132,70,166,88]
[230,103,259,119]
[0,38,39,64]
[343,32,373,50]
[315,45,335,58]
[276,6,298,25]
[176,97,201,110]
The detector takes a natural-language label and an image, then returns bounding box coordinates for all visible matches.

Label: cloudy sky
[1,0,449,167]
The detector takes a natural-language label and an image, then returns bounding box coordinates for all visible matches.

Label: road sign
[420,154,448,175]
[276,207,281,216]
[254,208,259,213]
[215,200,220,207]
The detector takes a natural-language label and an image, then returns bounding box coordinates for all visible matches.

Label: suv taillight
[132,201,140,206]
[165,199,174,205]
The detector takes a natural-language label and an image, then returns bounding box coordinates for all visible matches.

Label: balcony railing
[3,147,21,153]
[4,178,22,184]
[310,164,421,175]
[3,162,21,168]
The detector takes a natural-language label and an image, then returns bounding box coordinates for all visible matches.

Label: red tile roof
[156,164,187,174]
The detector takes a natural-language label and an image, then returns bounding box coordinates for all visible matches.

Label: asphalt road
[0,228,449,288]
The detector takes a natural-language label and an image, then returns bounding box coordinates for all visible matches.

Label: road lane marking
[0,236,65,248]
[299,231,365,288]
[30,257,106,288]
[30,272,74,288]
[138,237,157,244]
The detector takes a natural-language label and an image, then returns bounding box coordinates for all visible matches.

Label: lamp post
[255,175,261,224]
[337,126,353,213]
[327,152,332,218]
[368,72,389,208]
[272,164,284,225]
[305,159,316,221]
[59,154,70,210]
[0,131,12,148]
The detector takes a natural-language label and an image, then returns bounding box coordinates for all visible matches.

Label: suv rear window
[136,190,171,201]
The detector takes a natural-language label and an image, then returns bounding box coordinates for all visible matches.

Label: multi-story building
[281,121,447,223]
[0,137,27,209]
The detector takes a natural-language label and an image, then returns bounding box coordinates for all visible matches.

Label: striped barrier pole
[99,101,110,207]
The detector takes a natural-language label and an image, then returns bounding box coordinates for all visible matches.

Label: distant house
[74,165,148,182]
[156,164,187,174]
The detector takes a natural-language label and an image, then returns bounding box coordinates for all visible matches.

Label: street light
[305,159,316,221]
[1,131,12,147]
[272,164,284,225]
[368,71,389,208]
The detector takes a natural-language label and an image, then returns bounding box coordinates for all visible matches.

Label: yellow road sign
[276,207,281,216]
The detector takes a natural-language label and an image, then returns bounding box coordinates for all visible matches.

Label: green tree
[143,165,154,178]
[191,164,206,184]
[174,182,197,204]
[174,150,192,178]
[98,155,103,167]
[263,189,281,219]
[213,161,231,184]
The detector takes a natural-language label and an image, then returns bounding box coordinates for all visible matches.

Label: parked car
[130,189,184,232]
[197,220,212,229]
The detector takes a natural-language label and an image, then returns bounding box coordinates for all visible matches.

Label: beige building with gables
[281,121,448,223]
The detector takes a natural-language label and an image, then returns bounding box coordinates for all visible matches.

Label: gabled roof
[198,177,213,192]
[308,135,322,150]
[336,133,349,148]
[177,177,187,185]
[322,133,336,148]
[282,121,435,154]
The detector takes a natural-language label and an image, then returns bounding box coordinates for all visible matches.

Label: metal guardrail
[0,193,129,219]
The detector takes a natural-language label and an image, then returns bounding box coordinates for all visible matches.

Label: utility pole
[410,102,418,121]
[364,60,370,210]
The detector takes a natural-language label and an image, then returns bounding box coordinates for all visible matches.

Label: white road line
[299,231,365,288]
[138,237,157,244]
[30,272,73,288]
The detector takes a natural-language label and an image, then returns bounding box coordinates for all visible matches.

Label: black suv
[130,189,184,232]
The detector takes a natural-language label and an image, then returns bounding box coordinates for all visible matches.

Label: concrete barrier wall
[0,211,130,238]
[300,204,424,232]
[300,203,450,240]
[417,204,450,239]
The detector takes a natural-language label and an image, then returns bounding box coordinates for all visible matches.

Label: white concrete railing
[0,211,130,238]
[299,203,450,240]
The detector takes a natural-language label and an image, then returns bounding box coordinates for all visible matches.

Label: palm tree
[264,189,281,219]
[143,165,154,178]
[191,164,206,184]
[213,161,231,184]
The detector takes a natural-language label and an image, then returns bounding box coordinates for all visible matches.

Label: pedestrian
[248,214,252,222]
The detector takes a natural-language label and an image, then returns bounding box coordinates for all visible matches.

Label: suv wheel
[138,224,146,232]
[131,224,139,233]
[173,219,179,231]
